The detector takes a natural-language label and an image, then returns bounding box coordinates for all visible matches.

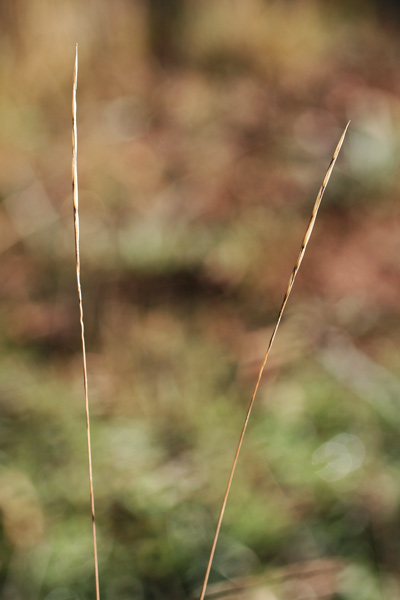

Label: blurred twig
[318,328,400,432]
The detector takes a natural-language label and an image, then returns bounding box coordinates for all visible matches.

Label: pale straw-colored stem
[199,121,350,600]
[72,43,101,600]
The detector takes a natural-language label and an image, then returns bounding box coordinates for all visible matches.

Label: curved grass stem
[199,121,350,600]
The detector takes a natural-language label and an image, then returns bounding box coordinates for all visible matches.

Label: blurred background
[1,1,400,598]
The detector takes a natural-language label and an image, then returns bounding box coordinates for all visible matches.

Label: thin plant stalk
[72,43,101,600]
[199,121,350,600]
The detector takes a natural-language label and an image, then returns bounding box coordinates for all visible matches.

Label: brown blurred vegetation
[1,1,400,599]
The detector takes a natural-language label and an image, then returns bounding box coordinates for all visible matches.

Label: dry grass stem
[72,44,101,600]
[199,121,350,600]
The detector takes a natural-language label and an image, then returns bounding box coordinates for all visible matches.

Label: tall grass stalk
[198,121,350,600]
[72,44,101,600]
[71,46,349,600]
